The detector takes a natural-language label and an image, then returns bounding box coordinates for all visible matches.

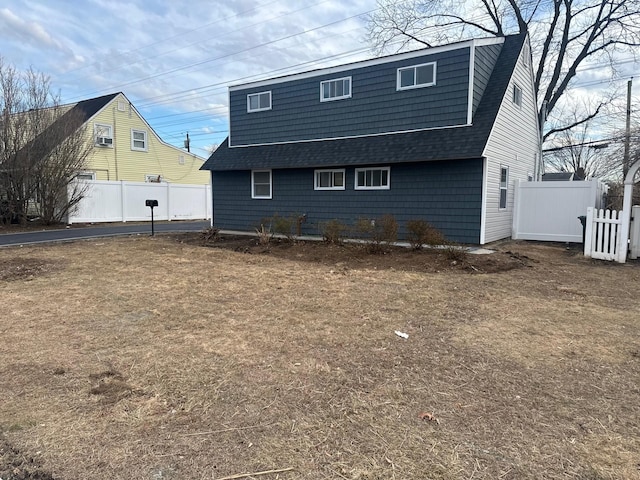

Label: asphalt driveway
[0,221,210,247]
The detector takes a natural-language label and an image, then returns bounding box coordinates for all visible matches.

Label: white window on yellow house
[145,174,163,183]
[94,124,113,146]
[131,129,148,151]
[76,171,96,181]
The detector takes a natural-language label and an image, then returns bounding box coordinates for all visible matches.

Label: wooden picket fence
[583,207,624,262]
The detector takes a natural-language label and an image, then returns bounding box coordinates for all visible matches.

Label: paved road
[0,221,210,247]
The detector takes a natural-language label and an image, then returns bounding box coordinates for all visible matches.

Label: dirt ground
[0,233,639,479]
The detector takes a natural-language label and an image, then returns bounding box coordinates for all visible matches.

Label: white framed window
[117,100,126,112]
[513,84,523,107]
[247,91,272,112]
[252,170,272,199]
[76,171,96,181]
[178,155,185,165]
[397,62,436,90]
[320,77,351,102]
[131,129,148,151]
[314,169,345,190]
[94,123,113,146]
[355,167,390,190]
[499,166,509,209]
[145,174,163,183]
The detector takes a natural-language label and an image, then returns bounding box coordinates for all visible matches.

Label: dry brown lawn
[0,234,639,480]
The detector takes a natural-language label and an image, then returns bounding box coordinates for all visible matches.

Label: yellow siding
[83,93,209,185]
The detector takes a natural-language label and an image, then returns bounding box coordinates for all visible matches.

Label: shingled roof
[202,33,526,172]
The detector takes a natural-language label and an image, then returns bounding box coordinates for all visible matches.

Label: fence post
[584,207,594,258]
[121,180,127,222]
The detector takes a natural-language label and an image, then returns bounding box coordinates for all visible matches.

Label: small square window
[314,169,345,190]
[131,129,147,151]
[397,62,436,90]
[252,170,272,199]
[320,77,352,102]
[513,84,523,107]
[355,167,390,190]
[247,91,272,112]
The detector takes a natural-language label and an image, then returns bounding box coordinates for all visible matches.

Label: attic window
[320,77,351,102]
[397,62,436,90]
[247,91,272,112]
[522,42,531,67]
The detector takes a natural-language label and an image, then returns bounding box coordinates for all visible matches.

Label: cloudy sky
[0,0,377,158]
[1,0,638,159]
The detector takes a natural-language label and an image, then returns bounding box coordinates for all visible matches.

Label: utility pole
[623,78,632,178]
[184,132,191,153]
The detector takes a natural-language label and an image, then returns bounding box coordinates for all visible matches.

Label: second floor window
[131,129,148,151]
[397,62,436,90]
[320,77,351,102]
[513,84,523,107]
[94,123,113,146]
[247,91,272,112]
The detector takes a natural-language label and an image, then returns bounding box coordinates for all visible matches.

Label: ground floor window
[252,170,272,199]
[355,167,390,190]
[314,169,345,190]
[76,171,96,181]
[499,166,508,209]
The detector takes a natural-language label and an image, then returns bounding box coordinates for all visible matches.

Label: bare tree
[367,0,640,141]
[0,58,92,225]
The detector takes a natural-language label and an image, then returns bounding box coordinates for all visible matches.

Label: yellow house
[72,92,209,185]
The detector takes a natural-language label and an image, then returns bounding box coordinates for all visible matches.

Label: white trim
[131,129,148,151]
[467,42,476,125]
[314,169,346,190]
[229,122,472,148]
[230,37,505,91]
[396,62,436,91]
[247,91,272,113]
[354,166,390,190]
[76,171,96,181]
[479,157,488,244]
[251,170,272,199]
[320,77,352,102]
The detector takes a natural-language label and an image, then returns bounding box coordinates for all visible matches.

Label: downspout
[113,105,119,181]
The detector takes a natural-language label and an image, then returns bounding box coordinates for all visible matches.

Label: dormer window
[247,91,272,113]
[397,62,436,90]
[94,123,113,146]
[320,77,351,102]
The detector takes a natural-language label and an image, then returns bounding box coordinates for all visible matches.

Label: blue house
[202,33,540,244]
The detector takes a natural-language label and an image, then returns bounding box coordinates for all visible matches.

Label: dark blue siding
[212,159,482,244]
[473,44,502,116]
[229,48,471,146]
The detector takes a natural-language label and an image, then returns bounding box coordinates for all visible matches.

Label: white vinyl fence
[68,180,212,224]
[630,205,640,260]
[512,179,608,242]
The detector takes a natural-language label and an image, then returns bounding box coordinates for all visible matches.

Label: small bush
[356,214,398,253]
[406,219,446,250]
[255,224,271,246]
[442,242,468,263]
[200,226,220,246]
[321,219,347,244]
[271,213,296,241]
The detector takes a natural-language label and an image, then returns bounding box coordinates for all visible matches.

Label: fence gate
[583,208,624,262]
[630,205,640,260]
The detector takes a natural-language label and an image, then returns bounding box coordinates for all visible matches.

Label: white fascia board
[230,36,505,92]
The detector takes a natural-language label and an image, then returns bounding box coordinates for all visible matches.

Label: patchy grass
[0,236,638,480]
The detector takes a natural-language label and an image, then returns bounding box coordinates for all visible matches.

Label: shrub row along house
[202,33,540,244]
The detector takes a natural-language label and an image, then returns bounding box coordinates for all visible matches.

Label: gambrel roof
[203,33,527,172]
